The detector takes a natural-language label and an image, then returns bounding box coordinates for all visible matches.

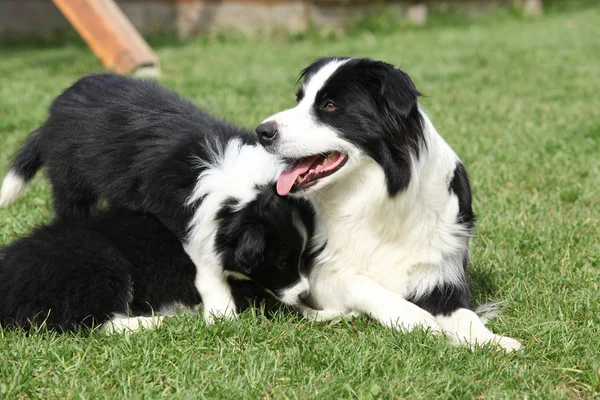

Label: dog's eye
[276,246,290,269]
[322,101,337,112]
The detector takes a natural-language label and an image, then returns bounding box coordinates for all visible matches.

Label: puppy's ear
[234,225,266,274]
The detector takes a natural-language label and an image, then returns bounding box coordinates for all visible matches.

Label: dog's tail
[475,302,503,325]
[0,129,43,206]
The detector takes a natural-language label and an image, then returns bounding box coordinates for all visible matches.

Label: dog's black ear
[368,62,421,124]
[364,61,424,196]
[234,225,266,274]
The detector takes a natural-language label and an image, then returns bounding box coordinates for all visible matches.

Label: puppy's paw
[203,306,238,324]
[103,316,164,334]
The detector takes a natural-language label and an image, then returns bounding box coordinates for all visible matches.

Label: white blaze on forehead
[259,58,358,163]
[298,58,350,110]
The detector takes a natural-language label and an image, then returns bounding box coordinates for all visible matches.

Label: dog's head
[256,57,425,197]
[214,185,314,307]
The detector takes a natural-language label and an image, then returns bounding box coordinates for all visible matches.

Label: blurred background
[0,0,578,76]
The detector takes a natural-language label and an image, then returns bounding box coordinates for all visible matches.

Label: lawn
[1,3,599,399]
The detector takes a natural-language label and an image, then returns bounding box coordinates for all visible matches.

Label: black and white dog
[0,74,313,322]
[0,209,277,332]
[256,57,521,351]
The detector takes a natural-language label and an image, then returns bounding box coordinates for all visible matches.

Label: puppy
[0,74,313,322]
[0,208,301,332]
[256,57,521,351]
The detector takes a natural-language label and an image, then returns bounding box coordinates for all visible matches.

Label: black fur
[297,57,425,196]
[407,253,471,317]
[0,209,270,332]
[10,129,43,182]
[215,185,315,298]
[12,73,253,230]
[6,73,314,304]
[449,162,476,229]
[408,282,470,317]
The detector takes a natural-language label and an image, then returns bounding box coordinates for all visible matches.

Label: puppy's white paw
[203,306,237,324]
[103,316,164,334]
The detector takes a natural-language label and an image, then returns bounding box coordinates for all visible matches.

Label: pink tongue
[277,157,319,196]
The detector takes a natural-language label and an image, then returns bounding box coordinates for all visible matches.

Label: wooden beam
[52,0,160,75]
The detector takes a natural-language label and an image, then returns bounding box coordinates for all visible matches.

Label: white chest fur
[306,131,468,311]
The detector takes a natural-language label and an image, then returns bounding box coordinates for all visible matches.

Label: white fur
[184,139,287,323]
[261,59,521,351]
[223,270,252,281]
[0,170,26,206]
[159,302,200,317]
[102,315,164,334]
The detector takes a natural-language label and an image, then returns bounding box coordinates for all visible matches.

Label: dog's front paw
[377,309,441,333]
[486,334,523,353]
[450,333,523,353]
[301,307,358,322]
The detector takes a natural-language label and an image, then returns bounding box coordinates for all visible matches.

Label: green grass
[1,5,600,399]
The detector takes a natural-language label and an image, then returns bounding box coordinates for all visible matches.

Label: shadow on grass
[468,267,501,305]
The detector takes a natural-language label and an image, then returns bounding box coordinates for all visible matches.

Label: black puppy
[0,208,286,332]
[0,74,313,322]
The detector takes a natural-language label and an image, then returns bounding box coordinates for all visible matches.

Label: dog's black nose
[256,121,278,144]
[298,290,311,302]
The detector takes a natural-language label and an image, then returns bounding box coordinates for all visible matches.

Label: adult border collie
[0,209,278,332]
[256,57,521,351]
[0,74,313,322]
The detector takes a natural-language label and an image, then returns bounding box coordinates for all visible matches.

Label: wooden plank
[52,0,160,75]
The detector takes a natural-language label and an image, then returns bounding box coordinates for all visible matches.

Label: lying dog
[0,209,288,332]
[256,57,521,351]
[0,74,314,322]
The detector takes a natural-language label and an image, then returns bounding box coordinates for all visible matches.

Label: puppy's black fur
[0,209,270,332]
[215,186,315,297]
[11,73,251,231]
[3,74,315,309]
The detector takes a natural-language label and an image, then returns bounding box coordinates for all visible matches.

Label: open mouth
[277,152,348,196]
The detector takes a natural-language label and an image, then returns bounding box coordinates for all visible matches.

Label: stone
[405,3,428,25]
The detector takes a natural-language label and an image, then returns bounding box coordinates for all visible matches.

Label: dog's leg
[319,275,441,332]
[197,268,237,324]
[102,315,164,334]
[185,247,237,324]
[436,308,522,352]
